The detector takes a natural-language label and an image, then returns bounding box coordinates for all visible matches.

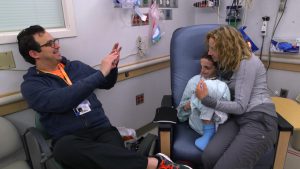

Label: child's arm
[177,76,199,122]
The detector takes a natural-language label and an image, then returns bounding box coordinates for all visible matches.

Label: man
[18,25,191,169]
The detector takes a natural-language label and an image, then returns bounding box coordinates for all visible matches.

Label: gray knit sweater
[202,54,277,118]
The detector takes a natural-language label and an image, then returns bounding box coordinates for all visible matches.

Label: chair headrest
[170,24,220,107]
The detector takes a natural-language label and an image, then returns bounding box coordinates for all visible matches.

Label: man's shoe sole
[156,153,193,169]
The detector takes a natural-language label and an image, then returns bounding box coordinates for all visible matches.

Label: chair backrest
[0,117,31,169]
[35,113,51,139]
[0,117,22,160]
[170,24,220,107]
[23,113,64,169]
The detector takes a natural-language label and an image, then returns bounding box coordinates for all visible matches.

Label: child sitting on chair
[177,54,230,151]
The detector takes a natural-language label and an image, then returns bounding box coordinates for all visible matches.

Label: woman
[196,26,278,169]
[177,54,230,151]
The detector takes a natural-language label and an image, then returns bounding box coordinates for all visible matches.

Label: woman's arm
[199,58,257,115]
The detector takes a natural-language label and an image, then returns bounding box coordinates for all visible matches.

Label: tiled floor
[284,143,300,169]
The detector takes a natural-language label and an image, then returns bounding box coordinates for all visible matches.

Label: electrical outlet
[137,36,144,57]
[136,93,144,105]
[136,36,149,57]
[261,16,270,36]
[280,88,289,98]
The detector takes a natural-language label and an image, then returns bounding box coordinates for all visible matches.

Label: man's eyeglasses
[40,38,59,48]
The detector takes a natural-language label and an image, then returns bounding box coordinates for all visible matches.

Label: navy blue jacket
[21,57,117,141]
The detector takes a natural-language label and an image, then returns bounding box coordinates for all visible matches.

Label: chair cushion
[35,113,51,139]
[172,122,203,167]
[0,117,22,159]
[1,161,31,169]
[172,122,274,169]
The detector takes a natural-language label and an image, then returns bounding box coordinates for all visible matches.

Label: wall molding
[0,56,170,116]
[263,61,300,72]
[0,100,28,116]
[260,53,300,72]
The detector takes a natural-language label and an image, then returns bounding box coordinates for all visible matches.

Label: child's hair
[201,53,218,68]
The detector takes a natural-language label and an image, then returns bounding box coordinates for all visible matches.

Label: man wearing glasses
[17,25,191,169]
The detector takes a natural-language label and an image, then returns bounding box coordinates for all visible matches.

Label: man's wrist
[99,67,109,77]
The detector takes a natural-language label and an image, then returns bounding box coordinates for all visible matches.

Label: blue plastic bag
[238,26,259,52]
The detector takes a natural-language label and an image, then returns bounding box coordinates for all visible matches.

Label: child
[177,54,230,151]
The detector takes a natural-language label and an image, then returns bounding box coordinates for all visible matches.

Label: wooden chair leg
[273,131,291,169]
[159,131,171,157]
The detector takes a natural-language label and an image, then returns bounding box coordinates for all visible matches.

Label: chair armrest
[156,95,177,127]
[23,127,53,169]
[161,95,173,107]
[277,113,293,132]
[153,107,178,124]
[273,113,294,169]
[153,106,178,157]
[23,127,64,169]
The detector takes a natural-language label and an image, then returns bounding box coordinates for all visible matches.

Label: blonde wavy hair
[206,26,251,72]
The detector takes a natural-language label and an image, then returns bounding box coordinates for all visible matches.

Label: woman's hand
[196,80,208,100]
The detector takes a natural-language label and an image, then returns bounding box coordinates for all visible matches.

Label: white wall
[267,69,300,99]
[195,0,300,55]
[0,0,194,94]
[195,0,300,99]
[98,68,171,129]
[0,0,194,130]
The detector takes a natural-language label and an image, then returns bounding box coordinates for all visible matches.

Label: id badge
[74,100,91,116]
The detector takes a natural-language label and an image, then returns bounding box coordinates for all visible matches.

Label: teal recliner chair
[154,24,293,169]
[23,113,64,169]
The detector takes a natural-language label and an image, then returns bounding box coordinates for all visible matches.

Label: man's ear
[29,50,40,59]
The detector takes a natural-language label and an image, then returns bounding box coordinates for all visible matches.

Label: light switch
[0,51,16,69]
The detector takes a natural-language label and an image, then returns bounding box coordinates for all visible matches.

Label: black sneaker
[155,153,193,169]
